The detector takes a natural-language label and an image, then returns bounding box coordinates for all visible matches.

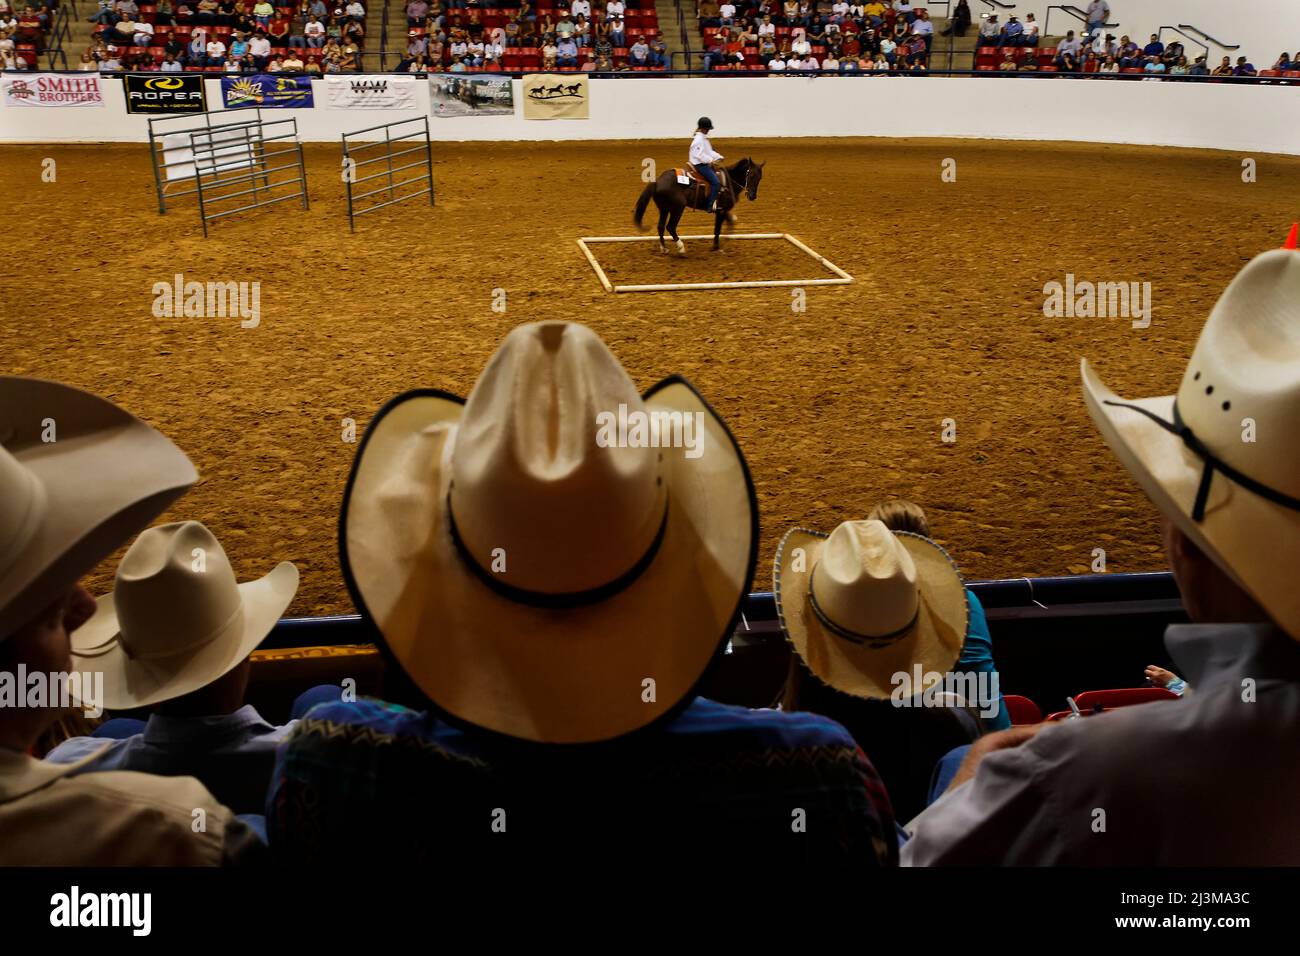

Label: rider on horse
[689,117,724,214]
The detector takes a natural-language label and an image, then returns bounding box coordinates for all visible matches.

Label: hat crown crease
[449,323,665,595]
[813,520,920,639]
[114,521,244,660]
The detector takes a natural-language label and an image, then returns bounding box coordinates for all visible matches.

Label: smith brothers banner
[522,73,588,120]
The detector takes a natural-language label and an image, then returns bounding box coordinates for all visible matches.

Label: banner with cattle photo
[429,74,513,117]
[2,73,104,107]
[522,73,588,121]
[325,75,418,110]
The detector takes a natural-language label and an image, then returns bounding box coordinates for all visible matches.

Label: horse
[633,157,765,254]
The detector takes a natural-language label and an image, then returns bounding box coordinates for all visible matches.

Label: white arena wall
[2,76,1300,156]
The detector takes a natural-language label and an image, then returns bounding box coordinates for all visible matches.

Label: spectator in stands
[648,30,667,67]
[343,15,364,45]
[205,32,227,64]
[339,35,360,67]
[555,34,577,66]
[267,54,284,70]
[976,12,997,47]
[1273,52,1293,72]
[878,31,895,64]
[223,52,245,72]
[1020,12,1038,46]
[78,48,98,69]
[248,28,271,68]
[44,521,306,818]
[282,47,304,68]
[194,0,219,24]
[1117,34,1139,67]
[1188,54,1209,76]
[774,518,987,823]
[1141,33,1162,59]
[571,0,589,20]
[609,12,624,46]
[466,34,485,64]
[265,322,898,867]
[0,379,261,865]
[406,0,427,26]
[541,33,557,67]
[1090,31,1115,58]
[628,34,649,66]
[1143,53,1165,78]
[1211,54,1232,76]
[996,14,1021,47]
[939,0,968,37]
[699,0,720,28]
[703,28,731,69]
[1162,38,1183,67]
[251,0,272,26]
[572,13,590,46]
[188,27,208,61]
[483,35,504,66]
[592,50,611,70]
[1055,29,1080,67]
[132,17,154,46]
[303,14,325,45]
[906,245,1300,865]
[229,28,249,60]
[1234,55,1256,76]
[910,6,931,52]
[345,0,364,19]
[790,27,810,58]
[1098,53,1119,74]
[1084,0,1107,38]
[766,49,785,71]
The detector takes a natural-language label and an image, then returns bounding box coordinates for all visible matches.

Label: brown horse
[633,158,765,254]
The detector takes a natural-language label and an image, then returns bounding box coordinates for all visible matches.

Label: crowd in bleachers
[0,0,55,71]
[696,0,939,73]
[76,0,369,73]
[3,233,1300,865]
[394,0,666,74]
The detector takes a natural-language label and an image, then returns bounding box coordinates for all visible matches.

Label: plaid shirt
[267,696,897,865]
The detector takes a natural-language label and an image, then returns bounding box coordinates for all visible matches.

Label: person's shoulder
[289,695,427,738]
[667,697,859,752]
[44,734,125,765]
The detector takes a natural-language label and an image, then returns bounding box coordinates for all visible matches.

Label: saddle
[674,167,729,211]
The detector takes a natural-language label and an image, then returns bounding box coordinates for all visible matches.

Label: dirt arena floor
[3,136,1298,617]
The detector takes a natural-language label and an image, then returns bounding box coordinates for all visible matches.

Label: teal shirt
[954,590,1011,730]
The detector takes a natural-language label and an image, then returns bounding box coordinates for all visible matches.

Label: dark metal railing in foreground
[341,115,435,231]
[261,571,1182,651]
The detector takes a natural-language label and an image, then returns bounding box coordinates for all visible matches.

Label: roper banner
[429,74,513,117]
[221,74,314,109]
[522,73,588,120]
[325,75,417,109]
[124,73,207,114]
[2,73,104,107]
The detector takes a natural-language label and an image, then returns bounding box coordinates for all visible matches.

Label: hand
[946,723,1045,792]
[1144,664,1179,688]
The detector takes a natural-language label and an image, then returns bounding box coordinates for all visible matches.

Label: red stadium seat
[1073,687,1178,711]
[1003,695,1043,725]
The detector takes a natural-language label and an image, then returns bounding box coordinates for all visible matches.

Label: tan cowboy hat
[340,321,757,744]
[774,520,967,699]
[1082,245,1300,639]
[0,377,197,640]
[70,521,298,710]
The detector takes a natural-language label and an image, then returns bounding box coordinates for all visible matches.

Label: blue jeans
[694,162,720,209]
[927,743,972,805]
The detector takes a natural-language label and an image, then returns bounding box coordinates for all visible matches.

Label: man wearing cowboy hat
[43,521,301,816]
[0,377,262,864]
[904,237,1300,865]
[267,321,897,863]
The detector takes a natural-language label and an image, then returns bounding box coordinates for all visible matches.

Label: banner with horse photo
[429,74,513,117]
[522,73,589,120]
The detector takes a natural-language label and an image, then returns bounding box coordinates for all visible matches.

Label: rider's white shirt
[689,131,723,166]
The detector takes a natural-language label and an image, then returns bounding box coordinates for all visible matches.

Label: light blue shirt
[45,705,294,815]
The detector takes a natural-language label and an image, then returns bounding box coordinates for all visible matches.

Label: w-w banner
[2,73,104,107]
[522,73,588,120]
[325,75,417,109]
[221,74,314,109]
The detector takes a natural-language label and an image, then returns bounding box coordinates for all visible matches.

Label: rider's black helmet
[697,116,714,131]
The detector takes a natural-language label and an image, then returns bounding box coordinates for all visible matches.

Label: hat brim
[1081,358,1300,636]
[339,375,758,744]
[69,562,298,710]
[774,528,967,699]
[0,378,197,639]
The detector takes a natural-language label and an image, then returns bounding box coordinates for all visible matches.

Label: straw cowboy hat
[340,321,758,744]
[0,377,196,640]
[774,520,968,699]
[1082,242,1300,639]
[69,521,298,710]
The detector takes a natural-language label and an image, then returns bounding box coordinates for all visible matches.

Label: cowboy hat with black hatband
[70,521,298,711]
[339,321,758,744]
[0,378,197,640]
[1082,242,1300,639]
[774,519,968,700]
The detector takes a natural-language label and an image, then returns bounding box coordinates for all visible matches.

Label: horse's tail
[633,182,655,230]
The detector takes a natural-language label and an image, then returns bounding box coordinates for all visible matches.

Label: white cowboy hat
[340,321,757,744]
[70,521,298,710]
[0,378,196,640]
[1082,243,1300,639]
[774,520,967,699]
